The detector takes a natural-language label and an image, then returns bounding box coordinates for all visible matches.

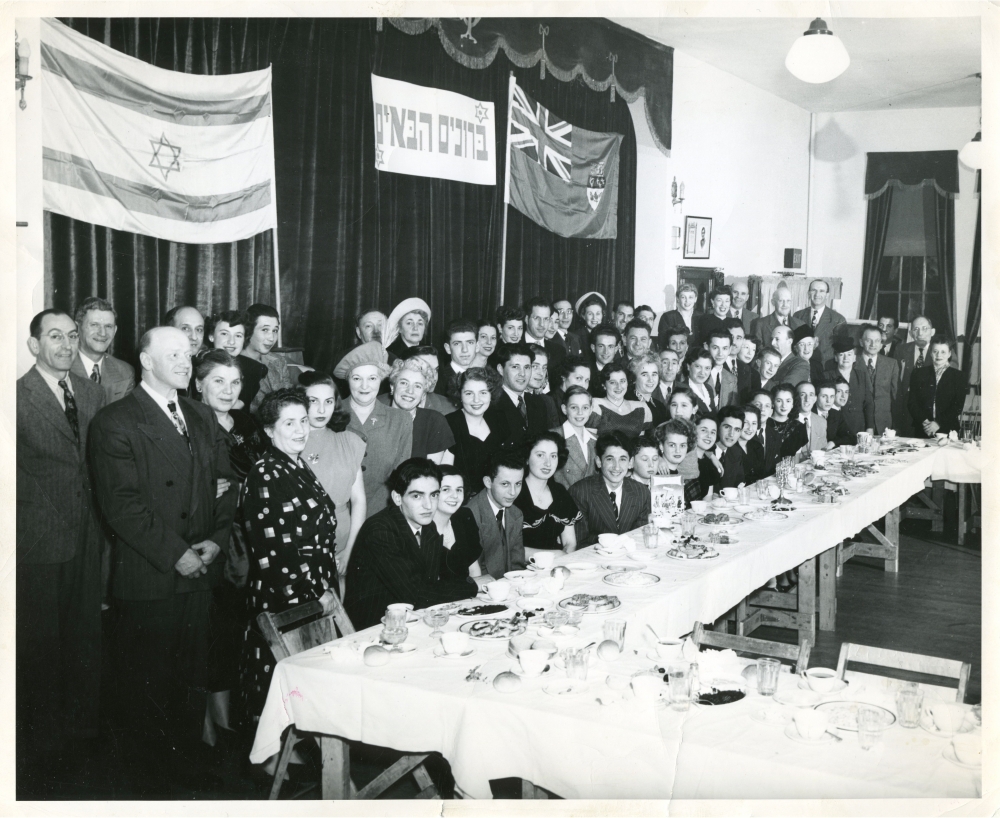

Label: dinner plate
[942,745,981,770]
[698,514,745,528]
[665,546,719,561]
[742,509,789,522]
[515,597,554,612]
[433,645,476,659]
[458,618,527,640]
[814,701,895,731]
[784,723,837,745]
[452,603,512,618]
[603,571,660,588]
[543,679,591,697]
[557,594,622,615]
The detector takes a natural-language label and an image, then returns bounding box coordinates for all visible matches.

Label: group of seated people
[18,278,969,787]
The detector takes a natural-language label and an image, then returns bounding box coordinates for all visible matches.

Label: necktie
[867,357,876,384]
[517,395,527,423]
[609,489,619,521]
[414,528,421,546]
[916,347,926,368]
[90,364,101,384]
[811,309,818,328]
[495,508,504,530]
[167,401,193,452]
[496,508,508,557]
[58,379,80,442]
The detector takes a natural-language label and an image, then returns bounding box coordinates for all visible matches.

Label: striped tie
[90,364,101,384]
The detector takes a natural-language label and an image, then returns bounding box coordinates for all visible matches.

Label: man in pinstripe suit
[569,431,651,547]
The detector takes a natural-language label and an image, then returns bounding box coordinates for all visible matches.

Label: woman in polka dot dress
[238,388,339,729]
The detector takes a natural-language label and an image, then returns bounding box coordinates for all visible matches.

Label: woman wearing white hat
[384,297,432,361]
[334,342,413,517]
[571,292,607,361]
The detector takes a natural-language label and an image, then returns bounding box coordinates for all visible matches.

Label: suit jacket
[556,330,583,358]
[751,313,804,351]
[714,366,739,407]
[730,308,759,335]
[89,386,237,601]
[463,491,526,578]
[525,335,566,371]
[569,475,651,547]
[713,445,745,492]
[799,412,828,451]
[483,389,549,451]
[907,366,967,437]
[343,505,478,630]
[732,359,753,403]
[71,352,135,404]
[17,368,105,564]
[740,437,766,484]
[694,313,731,347]
[893,342,943,435]
[793,306,846,363]
[553,423,597,489]
[773,354,811,388]
[823,361,875,440]
[855,354,899,434]
[657,310,696,350]
[823,408,852,447]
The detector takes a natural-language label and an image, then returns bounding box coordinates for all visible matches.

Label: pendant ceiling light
[785,18,850,84]
[959,75,982,169]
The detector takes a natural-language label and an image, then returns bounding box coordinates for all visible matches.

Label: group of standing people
[16,279,969,791]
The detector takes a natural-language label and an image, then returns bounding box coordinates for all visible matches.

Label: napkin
[681,639,743,686]
[597,533,635,553]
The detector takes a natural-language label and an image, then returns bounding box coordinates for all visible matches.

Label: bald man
[90,326,237,781]
[164,305,206,356]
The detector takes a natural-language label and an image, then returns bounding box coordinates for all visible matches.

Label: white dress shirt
[35,365,73,410]
[603,479,624,512]
[77,350,105,380]
[140,380,187,427]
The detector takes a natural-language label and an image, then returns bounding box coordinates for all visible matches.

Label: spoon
[825,729,843,742]
[646,624,663,643]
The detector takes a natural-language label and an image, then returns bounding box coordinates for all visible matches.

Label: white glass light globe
[785,26,850,84]
[959,135,982,170]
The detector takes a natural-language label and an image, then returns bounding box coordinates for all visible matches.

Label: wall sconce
[15,30,32,110]
[671,176,685,208]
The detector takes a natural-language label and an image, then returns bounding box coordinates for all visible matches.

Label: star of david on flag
[505,77,622,239]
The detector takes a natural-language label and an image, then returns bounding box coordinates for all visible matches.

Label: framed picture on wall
[683,216,712,259]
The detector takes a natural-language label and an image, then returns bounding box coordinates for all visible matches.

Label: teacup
[486,579,511,601]
[386,603,414,618]
[655,640,684,661]
[721,488,739,501]
[952,733,981,765]
[690,501,709,514]
[531,638,558,657]
[793,709,830,740]
[530,552,556,570]
[927,701,965,733]
[518,648,549,676]
[440,631,470,655]
[804,667,840,693]
[631,672,663,702]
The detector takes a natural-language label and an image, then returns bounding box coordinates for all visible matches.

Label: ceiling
[612,16,981,112]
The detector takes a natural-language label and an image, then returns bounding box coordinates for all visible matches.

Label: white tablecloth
[251,447,953,798]
[930,443,982,483]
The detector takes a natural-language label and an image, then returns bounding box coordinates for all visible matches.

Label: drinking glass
[857,705,886,749]
[642,523,659,549]
[667,662,695,711]
[422,610,449,639]
[603,619,626,649]
[380,626,408,647]
[563,648,589,680]
[737,486,748,505]
[681,511,699,538]
[756,657,781,696]
[384,608,408,630]
[841,444,856,464]
[896,683,923,728]
[564,608,584,627]
[756,481,770,501]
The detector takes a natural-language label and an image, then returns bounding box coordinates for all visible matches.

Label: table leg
[884,506,900,573]
[957,483,967,546]
[320,735,351,800]
[797,556,816,643]
[931,482,945,533]
[818,546,837,632]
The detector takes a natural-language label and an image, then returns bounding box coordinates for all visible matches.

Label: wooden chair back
[959,393,981,439]
[258,596,355,663]
[836,643,970,703]
[692,622,811,674]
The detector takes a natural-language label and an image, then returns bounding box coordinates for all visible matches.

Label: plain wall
[630,48,812,318]
[806,106,981,329]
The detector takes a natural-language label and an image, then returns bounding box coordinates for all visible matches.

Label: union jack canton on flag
[506,78,622,240]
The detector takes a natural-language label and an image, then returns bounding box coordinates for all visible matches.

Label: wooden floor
[20,497,982,799]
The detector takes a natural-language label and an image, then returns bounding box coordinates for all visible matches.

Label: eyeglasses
[43,331,79,344]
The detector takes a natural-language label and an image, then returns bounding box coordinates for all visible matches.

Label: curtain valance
[864,150,959,200]
[386,17,673,156]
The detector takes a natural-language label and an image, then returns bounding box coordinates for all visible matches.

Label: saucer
[797,678,850,696]
[773,688,822,708]
[433,645,476,658]
[382,642,417,653]
[512,663,551,678]
[942,744,981,770]
[784,723,836,745]
[920,713,975,739]
[646,649,683,663]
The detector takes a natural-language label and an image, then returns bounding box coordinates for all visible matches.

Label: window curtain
[46,18,637,372]
[962,192,981,380]
[932,187,957,342]
[859,186,894,320]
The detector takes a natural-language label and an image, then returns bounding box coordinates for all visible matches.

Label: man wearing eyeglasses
[17,310,106,781]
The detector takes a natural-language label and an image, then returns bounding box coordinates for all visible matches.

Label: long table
[250,444,972,799]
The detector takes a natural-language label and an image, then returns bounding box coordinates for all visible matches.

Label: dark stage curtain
[48,18,637,372]
[859,186,894,320]
[962,194,981,379]
[932,189,957,342]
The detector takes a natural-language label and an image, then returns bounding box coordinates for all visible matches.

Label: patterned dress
[238,448,338,726]
[514,481,583,550]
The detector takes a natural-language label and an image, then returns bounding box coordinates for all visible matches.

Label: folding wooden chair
[836,642,971,703]
[258,598,439,800]
[692,621,811,674]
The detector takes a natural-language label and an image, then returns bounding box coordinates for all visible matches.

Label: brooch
[306,453,320,464]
